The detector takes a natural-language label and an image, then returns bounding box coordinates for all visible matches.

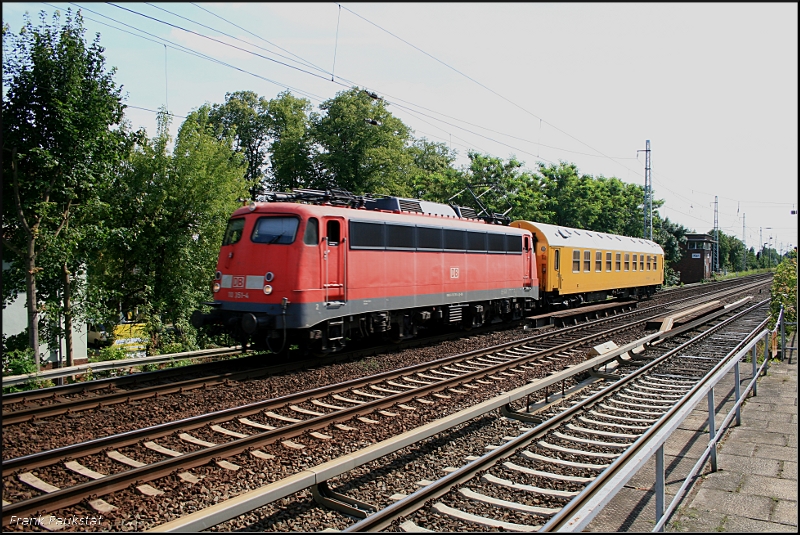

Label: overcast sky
[3,2,797,254]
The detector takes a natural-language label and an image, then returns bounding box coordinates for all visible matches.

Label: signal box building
[674,233,714,284]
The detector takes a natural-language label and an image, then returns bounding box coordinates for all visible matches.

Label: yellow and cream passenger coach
[510,220,664,307]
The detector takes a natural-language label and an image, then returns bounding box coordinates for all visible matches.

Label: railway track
[1,279,771,530]
[1,275,770,427]
[339,299,769,532]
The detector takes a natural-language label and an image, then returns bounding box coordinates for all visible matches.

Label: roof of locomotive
[513,220,664,255]
[231,201,530,234]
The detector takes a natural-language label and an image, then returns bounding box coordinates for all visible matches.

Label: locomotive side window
[386,224,415,249]
[487,233,505,253]
[467,231,487,253]
[417,226,442,250]
[444,229,465,251]
[583,250,591,272]
[572,250,581,272]
[327,220,341,245]
[616,252,621,271]
[506,235,522,254]
[606,252,612,271]
[303,217,319,245]
[349,221,383,248]
[222,218,245,246]
[595,251,602,272]
[251,217,299,245]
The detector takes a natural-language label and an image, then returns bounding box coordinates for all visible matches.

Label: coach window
[583,250,591,272]
[632,254,638,271]
[303,217,319,245]
[595,251,602,272]
[646,255,651,270]
[572,250,581,272]
[554,249,560,271]
[605,252,612,271]
[615,252,621,271]
[624,253,630,271]
[640,255,644,271]
[251,217,299,245]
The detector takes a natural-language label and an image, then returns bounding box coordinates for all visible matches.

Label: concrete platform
[585,349,797,532]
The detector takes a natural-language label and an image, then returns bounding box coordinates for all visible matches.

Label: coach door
[322,217,346,303]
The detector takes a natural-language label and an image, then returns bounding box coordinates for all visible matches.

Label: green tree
[266,91,316,191]
[2,9,129,367]
[209,90,271,200]
[311,88,414,195]
[89,108,248,349]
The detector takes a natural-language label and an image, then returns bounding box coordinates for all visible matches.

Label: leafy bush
[3,348,36,376]
[770,255,797,332]
[91,345,128,362]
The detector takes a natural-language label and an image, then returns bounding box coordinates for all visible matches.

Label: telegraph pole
[715,198,719,272]
[638,140,652,240]
[742,213,746,271]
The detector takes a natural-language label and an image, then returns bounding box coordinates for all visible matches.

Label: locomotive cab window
[251,217,299,245]
[222,218,245,246]
[303,217,319,245]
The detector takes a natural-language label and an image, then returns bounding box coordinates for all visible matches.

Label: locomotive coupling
[241,313,271,335]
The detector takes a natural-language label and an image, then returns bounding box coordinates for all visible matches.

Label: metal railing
[651,309,788,532]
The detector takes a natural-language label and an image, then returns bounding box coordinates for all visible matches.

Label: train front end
[191,202,320,352]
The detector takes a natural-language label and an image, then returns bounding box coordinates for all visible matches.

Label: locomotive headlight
[263,285,273,295]
[213,282,221,293]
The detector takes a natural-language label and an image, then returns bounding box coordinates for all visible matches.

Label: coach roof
[516,221,664,255]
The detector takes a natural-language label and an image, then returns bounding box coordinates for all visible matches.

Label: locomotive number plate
[228,292,250,299]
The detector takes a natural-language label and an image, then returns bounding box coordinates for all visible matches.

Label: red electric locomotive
[191,190,539,354]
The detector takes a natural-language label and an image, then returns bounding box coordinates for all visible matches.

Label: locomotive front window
[251,217,299,244]
[222,218,245,246]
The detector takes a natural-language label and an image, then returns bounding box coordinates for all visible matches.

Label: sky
[3,2,798,256]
